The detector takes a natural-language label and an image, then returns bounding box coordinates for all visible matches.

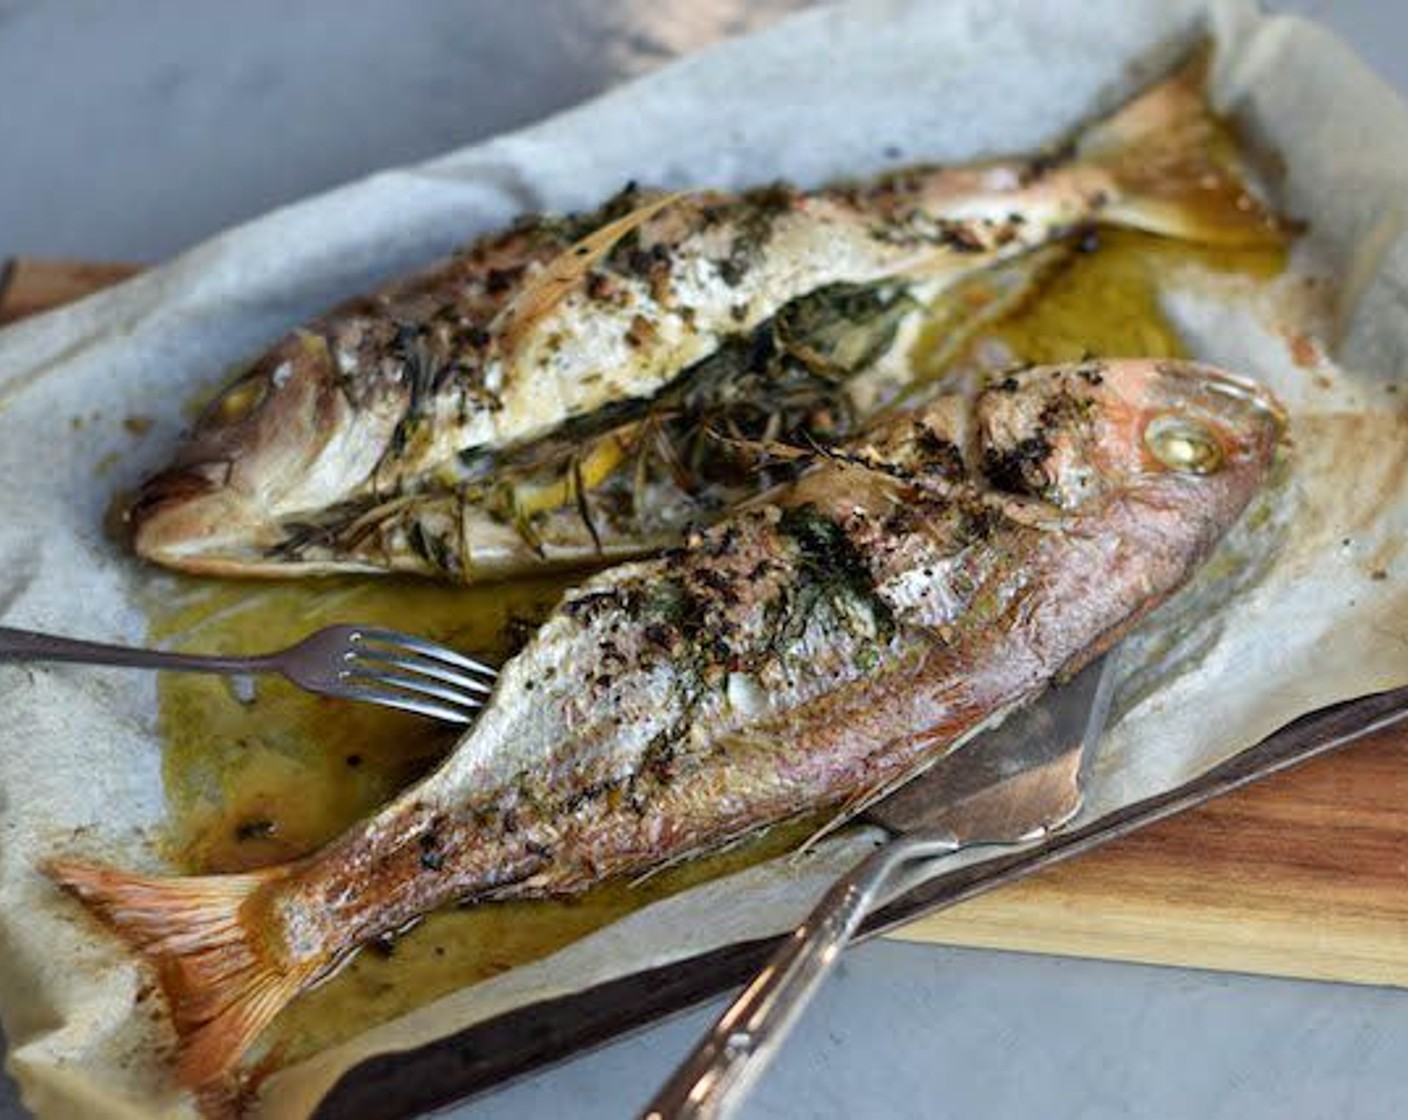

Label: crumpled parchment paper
[2,0,1407,1116]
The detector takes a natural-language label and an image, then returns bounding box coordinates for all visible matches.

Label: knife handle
[641,830,960,1120]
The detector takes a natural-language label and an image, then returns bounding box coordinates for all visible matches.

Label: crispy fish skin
[52,358,1284,1087]
[130,60,1284,579]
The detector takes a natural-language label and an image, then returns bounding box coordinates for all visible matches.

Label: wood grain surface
[4,256,1405,989]
[0,257,139,324]
[895,723,1408,985]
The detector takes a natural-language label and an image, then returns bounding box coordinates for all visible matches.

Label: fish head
[130,329,410,575]
[976,358,1284,517]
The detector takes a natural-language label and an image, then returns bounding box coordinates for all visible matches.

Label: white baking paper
[3,0,1408,1116]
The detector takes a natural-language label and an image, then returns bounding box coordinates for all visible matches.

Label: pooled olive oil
[913,228,1284,374]
[148,574,565,875]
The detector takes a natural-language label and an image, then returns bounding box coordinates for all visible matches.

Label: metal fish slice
[645,654,1118,1120]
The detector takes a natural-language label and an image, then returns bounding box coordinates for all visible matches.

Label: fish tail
[46,857,315,1087]
[1077,56,1286,247]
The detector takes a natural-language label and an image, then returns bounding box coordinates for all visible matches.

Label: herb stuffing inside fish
[53,358,1284,1089]
[129,60,1284,582]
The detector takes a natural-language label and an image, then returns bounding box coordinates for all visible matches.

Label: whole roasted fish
[52,358,1283,1088]
[130,62,1283,581]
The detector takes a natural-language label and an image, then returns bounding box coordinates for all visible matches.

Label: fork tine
[338,677,482,725]
[341,666,488,710]
[352,628,499,680]
[350,649,496,697]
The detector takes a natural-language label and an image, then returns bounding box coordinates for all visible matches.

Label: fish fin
[1078,55,1287,247]
[496,191,688,360]
[46,857,315,1088]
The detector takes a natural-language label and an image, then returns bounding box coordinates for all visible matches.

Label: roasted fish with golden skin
[54,358,1284,1088]
[131,63,1283,581]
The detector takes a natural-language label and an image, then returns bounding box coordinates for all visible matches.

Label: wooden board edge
[0,256,141,324]
[0,258,16,321]
[890,891,1408,988]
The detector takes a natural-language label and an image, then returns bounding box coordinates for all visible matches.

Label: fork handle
[0,625,273,676]
[642,829,960,1120]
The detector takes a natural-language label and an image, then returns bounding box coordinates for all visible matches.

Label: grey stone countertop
[2,1,1406,1117]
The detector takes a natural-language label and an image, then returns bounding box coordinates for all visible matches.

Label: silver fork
[0,624,498,724]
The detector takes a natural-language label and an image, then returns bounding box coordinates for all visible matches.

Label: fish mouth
[128,464,299,577]
[130,464,222,521]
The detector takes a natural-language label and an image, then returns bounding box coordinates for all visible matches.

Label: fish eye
[1144,414,1223,474]
[207,371,271,427]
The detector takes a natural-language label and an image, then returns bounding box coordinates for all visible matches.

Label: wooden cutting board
[5,257,1407,989]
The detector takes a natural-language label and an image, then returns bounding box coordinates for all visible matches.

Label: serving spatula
[644,654,1118,1120]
